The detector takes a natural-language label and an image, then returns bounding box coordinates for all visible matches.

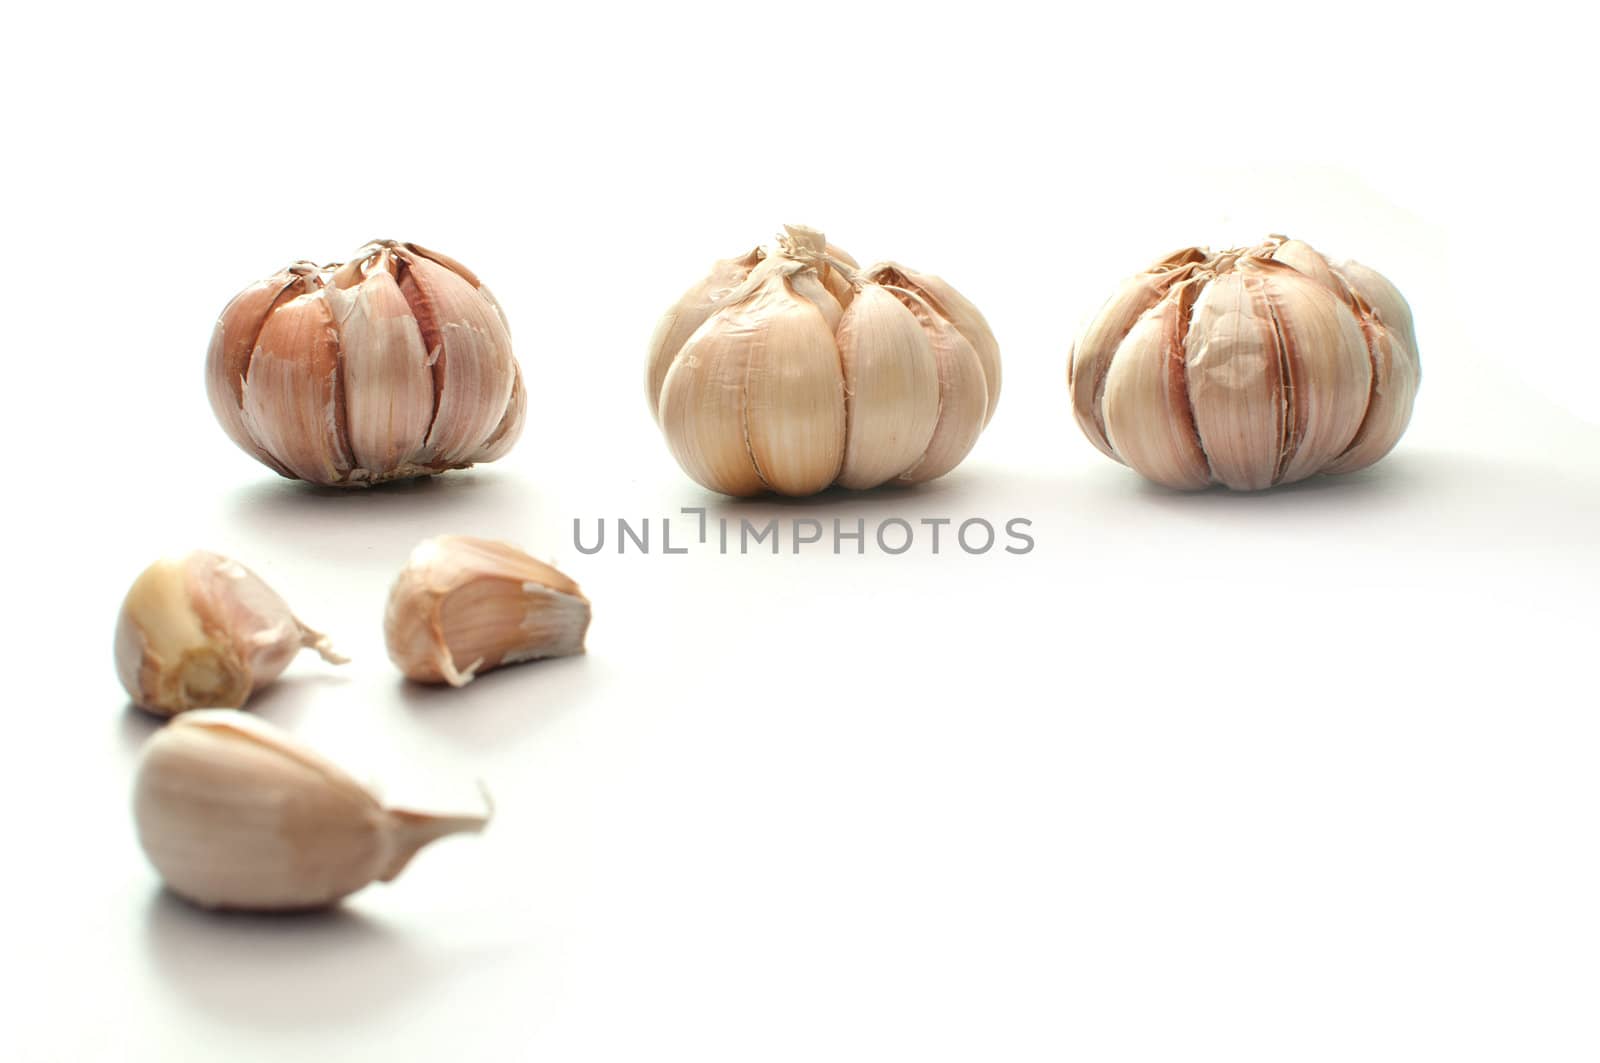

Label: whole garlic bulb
[647,225,1001,496]
[115,550,346,716]
[206,240,525,487]
[134,710,489,910]
[385,536,590,687]
[1069,236,1420,490]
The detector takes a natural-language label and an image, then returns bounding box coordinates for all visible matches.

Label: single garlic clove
[242,289,354,484]
[205,264,321,478]
[742,273,848,496]
[892,288,990,485]
[1322,325,1418,476]
[1335,259,1417,352]
[384,536,590,688]
[115,551,346,716]
[1239,261,1372,485]
[399,251,518,469]
[833,284,940,490]
[657,300,772,497]
[869,263,1002,427]
[1068,248,1208,463]
[1102,281,1212,491]
[325,251,436,480]
[1269,237,1341,293]
[646,248,765,421]
[469,362,527,464]
[133,710,488,910]
[1181,271,1289,490]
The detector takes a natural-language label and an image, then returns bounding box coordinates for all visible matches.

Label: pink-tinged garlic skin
[1069,235,1420,491]
[133,710,489,911]
[648,225,1001,498]
[384,536,590,688]
[206,241,524,487]
[114,551,346,717]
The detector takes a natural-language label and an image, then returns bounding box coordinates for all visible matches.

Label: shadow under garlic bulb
[206,240,525,487]
[647,225,1001,497]
[1069,236,1419,491]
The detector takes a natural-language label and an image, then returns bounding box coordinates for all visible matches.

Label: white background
[4,2,1598,1060]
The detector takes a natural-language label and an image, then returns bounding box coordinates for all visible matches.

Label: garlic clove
[1322,313,1420,476]
[384,536,590,688]
[398,251,517,468]
[205,264,321,478]
[1069,273,1172,462]
[1335,258,1419,359]
[1268,237,1341,293]
[658,300,772,497]
[133,710,488,910]
[326,251,436,479]
[1181,271,1288,491]
[468,362,527,464]
[834,284,940,489]
[892,289,990,485]
[115,551,346,716]
[869,263,1002,427]
[742,274,848,496]
[242,290,354,484]
[646,248,765,421]
[1243,262,1373,485]
[1102,282,1212,491]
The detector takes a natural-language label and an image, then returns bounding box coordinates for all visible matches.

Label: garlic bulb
[206,240,525,487]
[384,536,590,687]
[1069,236,1419,490]
[115,550,346,716]
[134,710,489,910]
[647,225,1001,496]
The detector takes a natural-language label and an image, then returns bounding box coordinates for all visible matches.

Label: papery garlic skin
[133,710,488,911]
[114,551,346,716]
[1069,236,1420,491]
[207,241,524,487]
[384,536,590,687]
[648,225,1000,497]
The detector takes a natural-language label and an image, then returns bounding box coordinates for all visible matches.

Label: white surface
[4,2,1599,1060]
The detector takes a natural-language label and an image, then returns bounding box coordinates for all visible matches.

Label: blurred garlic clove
[1070,236,1419,490]
[207,241,524,487]
[649,226,998,497]
[133,710,488,911]
[384,536,590,688]
[115,551,346,717]
[833,284,940,489]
